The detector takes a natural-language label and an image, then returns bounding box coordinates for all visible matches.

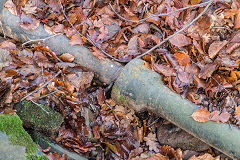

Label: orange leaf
[60,53,74,62]
[235,105,240,116]
[191,108,210,123]
[174,52,190,66]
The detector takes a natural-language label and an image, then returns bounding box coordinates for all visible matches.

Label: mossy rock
[0,114,49,160]
[16,101,64,134]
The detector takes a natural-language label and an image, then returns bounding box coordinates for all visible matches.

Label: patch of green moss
[0,114,37,154]
[112,87,125,101]
[18,101,63,134]
[26,154,49,160]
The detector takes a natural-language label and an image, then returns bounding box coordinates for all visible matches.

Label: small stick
[22,33,62,46]
[106,102,120,121]
[109,1,211,23]
[31,100,49,114]
[132,0,213,60]
[20,70,62,102]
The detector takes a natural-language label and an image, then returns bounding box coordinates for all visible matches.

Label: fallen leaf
[208,40,228,59]
[143,133,159,152]
[0,41,16,49]
[198,63,217,79]
[152,63,175,77]
[191,108,210,123]
[4,0,18,16]
[169,34,191,47]
[60,53,74,62]
[18,13,40,30]
[69,34,84,46]
[235,105,240,116]
[210,111,230,123]
[143,153,169,160]
[189,153,219,160]
[174,52,190,66]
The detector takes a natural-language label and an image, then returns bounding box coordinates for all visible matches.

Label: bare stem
[22,33,62,46]
[20,70,62,102]
[109,1,211,23]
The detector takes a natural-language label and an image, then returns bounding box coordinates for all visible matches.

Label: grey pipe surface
[0,0,122,84]
[112,59,240,159]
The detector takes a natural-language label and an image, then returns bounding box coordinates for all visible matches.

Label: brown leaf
[66,72,94,88]
[189,153,218,160]
[69,34,84,46]
[60,53,74,62]
[143,153,169,160]
[198,63,217,79]
[208,40,228,59]
[169,34,191,47]
[143,133,159,152]
[33,51,54,68]
[18,13,40,30]
[191,108,210,123]
[152,63,175,77]
[210,111,230,123]
[4,0,18,16]
[174,52,190,66]
[0,41,16,49]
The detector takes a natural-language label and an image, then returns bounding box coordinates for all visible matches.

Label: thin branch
[31,100,49,114]
[22,33,62,46]
[109,1,211,23]
[59,0,126,63]
[132,0,213,60]
[20,70,62,102]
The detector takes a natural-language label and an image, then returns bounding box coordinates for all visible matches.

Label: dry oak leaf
[143,133,159,152]
[169,34,191,47]
[208,40,228,59]
[60,53,74,62]
[191,108,210,123]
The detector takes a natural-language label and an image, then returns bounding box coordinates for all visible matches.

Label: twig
[109,1,211,23]
[20,70,62,102]
[106,102,120,121]
[22,33,62,46]
[31,100,49,114]
[132,0,213,60]
[58,0,126,63]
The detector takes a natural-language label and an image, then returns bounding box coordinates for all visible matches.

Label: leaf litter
[1,0,239,159]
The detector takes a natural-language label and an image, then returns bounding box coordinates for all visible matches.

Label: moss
[0,114,37,154]
[18,101,64,134]
[26,154,49,160]
[112,86,128,103]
